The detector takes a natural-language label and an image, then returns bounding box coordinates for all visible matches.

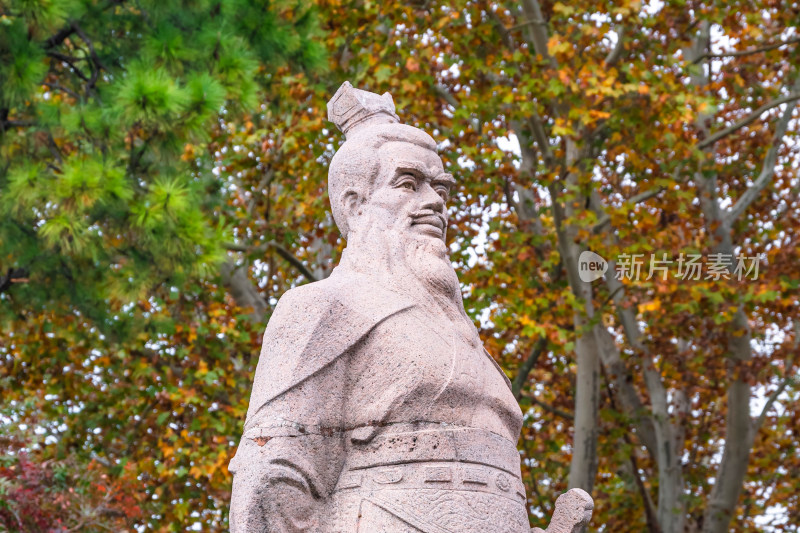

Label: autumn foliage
[2,0,799,532]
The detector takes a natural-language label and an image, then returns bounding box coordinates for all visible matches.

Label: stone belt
[334,461,527,504]
[345,426,523,476]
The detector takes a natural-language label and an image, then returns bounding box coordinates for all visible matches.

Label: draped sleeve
[229,274,413,532]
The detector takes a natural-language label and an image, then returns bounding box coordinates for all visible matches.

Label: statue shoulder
[273,269,414,324]
[269,279,332,321]
[245,272,415,423]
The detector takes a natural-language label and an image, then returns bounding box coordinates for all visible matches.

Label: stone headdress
[327,81,400,139]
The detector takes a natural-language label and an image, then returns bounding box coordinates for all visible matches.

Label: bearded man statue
[229,82,593,533]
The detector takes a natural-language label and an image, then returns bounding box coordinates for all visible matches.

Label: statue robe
[229,267,530,533]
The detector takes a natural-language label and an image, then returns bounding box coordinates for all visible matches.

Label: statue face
[357,141,455,242]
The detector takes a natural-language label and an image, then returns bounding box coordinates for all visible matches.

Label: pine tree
[1,0,324,320]
[0,1,324,529]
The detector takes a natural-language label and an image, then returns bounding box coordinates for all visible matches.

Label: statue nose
[419,182,445,212]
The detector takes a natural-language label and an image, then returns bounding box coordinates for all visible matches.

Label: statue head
[327,82,454,244]
[326,81,475,338]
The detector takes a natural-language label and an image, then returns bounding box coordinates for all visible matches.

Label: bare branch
[46,132,64,165]
[604,27,626,67]
[72,24,108,90]
[520,391,574,420]
[434,84,458,108]
[754,351,797,432]
[512,336,547,400]
[526,113,556,168]
[47,51,91,82]
[753,377,795,433]
[44,25,77,49]
[0,268,30,294]
[42,81,82,101]
[224,241,319,283]
[219,260,267,321]
[692,36,800,63]
[697,93,800,150]
[602,372,661,533]
[519,0,556,68]
[629,187,665,205]
[1,119,36,129]
[509,18,547,31]
[487,8,515,49]
[726,84,800,225]
[592,187,664,233]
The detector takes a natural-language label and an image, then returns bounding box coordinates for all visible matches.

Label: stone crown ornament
[327,81,400,138]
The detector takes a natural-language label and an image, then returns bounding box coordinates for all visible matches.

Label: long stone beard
[401,237,460,304]
[341,214,478,345]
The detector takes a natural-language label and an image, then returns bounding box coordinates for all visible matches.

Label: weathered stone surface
[229,81,593,532]
[531,488,594,533]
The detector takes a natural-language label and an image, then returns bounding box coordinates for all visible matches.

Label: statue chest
[345,307,523,443]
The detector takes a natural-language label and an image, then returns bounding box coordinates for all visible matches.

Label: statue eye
[435,186,449,201]
[399,179,416,191]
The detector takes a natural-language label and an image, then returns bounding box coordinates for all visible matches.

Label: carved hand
[530,488,594,533]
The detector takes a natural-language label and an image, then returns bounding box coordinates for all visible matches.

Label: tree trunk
[554,141,601,493]
[568,321,601,491]
[220,259,267,322]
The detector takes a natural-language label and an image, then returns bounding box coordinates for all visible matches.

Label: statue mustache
[409,210,446,230]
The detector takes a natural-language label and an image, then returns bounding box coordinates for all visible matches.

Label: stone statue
[229,82,593,533]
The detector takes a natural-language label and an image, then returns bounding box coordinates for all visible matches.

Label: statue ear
[341,188,364,218]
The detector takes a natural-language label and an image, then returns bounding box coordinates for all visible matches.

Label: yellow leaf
[639,300,661,313]
[553,2,576,16]
[548,36,571,56]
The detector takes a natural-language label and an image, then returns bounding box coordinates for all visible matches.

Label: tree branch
[1,119,36,128]
[753,376,795,433]
[45,25,77,49]
[219,260,267,321]
[526,113,556,168]
[754,350,797,433]
[692,36,800,63]
[604,27,626,67]
[491,2,557,166]
[487,8,515,49]
[434,84,458,108]
[42,81,82,101]
[45,132,64,165]
[725,82,800,225]
[697,93,800,150]
[512,336,547,400]
[592,187,664,233]
[224,241,318,283]
[0,268,30,294]
[72,23,108,90]
[47,51,91,82]
[519,0,556,68]
[43,0,125,49]
[521,391,574,420]
[602,371,661,533]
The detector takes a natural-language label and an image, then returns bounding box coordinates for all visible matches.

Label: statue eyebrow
[432,173,456,186]
[392,161,455,185]
[393,161,429,178]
